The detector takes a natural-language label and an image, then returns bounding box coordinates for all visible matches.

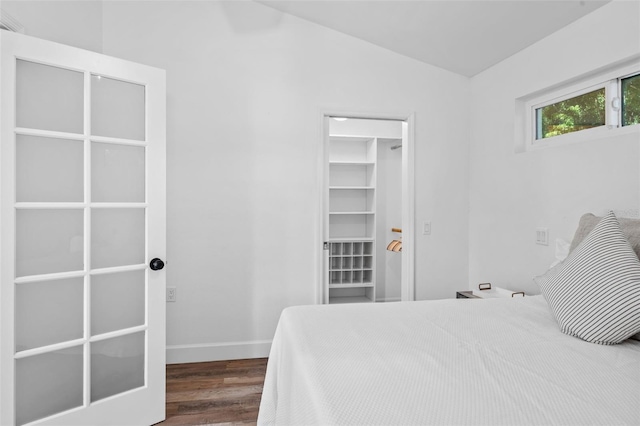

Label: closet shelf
[329,296,373,304]
[327,135,377,304]
[329,186,375,190]
[329,161,375,166]
[328,237,374,242]
[329,283,374,289]
[329,211,375,215]
[329,255,373,258]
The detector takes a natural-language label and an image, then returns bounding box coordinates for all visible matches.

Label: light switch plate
[423,221,431,235]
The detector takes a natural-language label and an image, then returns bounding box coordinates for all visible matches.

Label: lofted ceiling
[257,0,610,77]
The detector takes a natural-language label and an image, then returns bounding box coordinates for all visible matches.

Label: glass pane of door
[91,75,145,141]
[16,346,83,426]
[92,142,145,202]
[16,134,84,202]
[91,270,145,335]
[91,209,145,269]
[16,60,83,134]
[91,332,145,402]
[16,209,84,277]
[15,277,83,351]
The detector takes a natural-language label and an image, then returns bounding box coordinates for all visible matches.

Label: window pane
[536,88,606,139]
[622,74,640,127]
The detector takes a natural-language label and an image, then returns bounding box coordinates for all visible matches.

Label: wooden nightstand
[456,283,525,299]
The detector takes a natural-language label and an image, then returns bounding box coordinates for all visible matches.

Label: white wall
[99,1,470,361]
[468,1,640,295]
[2,0,103,53]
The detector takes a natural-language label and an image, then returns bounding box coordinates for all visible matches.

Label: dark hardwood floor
[158,358,268,425]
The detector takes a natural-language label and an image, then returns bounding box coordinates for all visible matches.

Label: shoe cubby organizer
[328,241,374,285]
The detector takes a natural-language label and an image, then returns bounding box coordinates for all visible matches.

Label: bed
[258,212,640,425]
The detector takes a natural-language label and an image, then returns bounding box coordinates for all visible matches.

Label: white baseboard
[166,339,272,364]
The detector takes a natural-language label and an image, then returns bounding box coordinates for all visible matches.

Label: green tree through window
[536,88,606,139]
[622,74,640,126]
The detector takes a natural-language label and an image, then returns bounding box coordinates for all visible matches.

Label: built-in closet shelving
[327,136,377,304]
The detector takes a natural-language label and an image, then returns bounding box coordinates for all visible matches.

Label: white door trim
[317,111,416,304]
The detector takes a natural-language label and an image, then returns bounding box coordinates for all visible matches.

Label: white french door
[0,30,166,425]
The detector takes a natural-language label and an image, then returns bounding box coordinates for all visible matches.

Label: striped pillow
[535,211,640,344]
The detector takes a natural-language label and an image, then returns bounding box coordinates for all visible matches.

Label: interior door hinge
[323,242,330,250]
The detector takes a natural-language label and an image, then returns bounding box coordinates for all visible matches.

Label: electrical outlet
[536,228,549,245]
[166,287,177,302]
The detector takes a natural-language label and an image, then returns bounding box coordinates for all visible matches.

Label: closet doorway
[320,113,415,304]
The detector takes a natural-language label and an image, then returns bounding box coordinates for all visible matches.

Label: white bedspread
[258,296,640,425]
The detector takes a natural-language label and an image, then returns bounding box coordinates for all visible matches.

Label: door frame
[317,111,415,304]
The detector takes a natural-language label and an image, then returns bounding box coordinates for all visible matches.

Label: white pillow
[534,211,640,344]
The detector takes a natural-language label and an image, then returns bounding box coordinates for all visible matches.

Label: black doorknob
[150,258,165,271]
